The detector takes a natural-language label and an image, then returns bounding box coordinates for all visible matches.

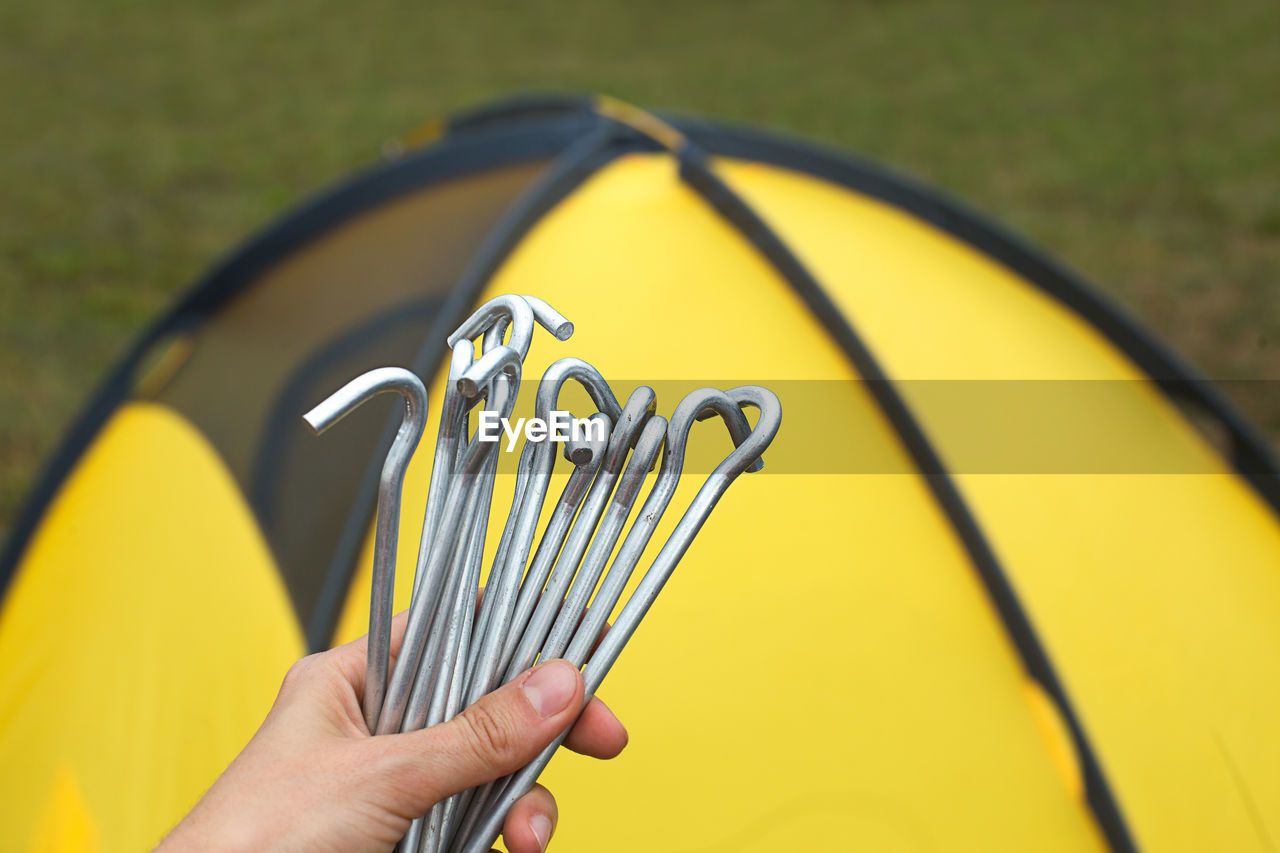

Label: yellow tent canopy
[2,94,1278,853]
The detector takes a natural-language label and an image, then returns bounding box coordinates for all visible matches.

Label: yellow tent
[2,94,1278,852]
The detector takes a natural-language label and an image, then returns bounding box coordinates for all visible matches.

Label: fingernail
[529,812,553,851]
[522,660,577,718]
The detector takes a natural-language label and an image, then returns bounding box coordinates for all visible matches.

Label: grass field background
[1,0,1277,539]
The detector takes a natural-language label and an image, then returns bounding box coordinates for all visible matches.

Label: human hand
[156,610,628,853]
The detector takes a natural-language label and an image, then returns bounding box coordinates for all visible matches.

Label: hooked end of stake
[301,405,335,435]
[694,403,766,472]
[552,321,574,341]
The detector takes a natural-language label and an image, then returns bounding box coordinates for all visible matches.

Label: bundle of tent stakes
[304,294,781,853]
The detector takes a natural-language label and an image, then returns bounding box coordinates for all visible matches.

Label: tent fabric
[2,93,1278,853]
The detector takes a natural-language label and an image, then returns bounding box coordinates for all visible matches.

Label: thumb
[377,659,585,809]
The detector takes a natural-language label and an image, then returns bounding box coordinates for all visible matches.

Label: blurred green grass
[1,0,1277,539]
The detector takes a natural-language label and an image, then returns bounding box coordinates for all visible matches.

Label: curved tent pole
[589,99,1140,853]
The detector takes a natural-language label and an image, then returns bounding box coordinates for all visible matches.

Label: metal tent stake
[303,296,780,853]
